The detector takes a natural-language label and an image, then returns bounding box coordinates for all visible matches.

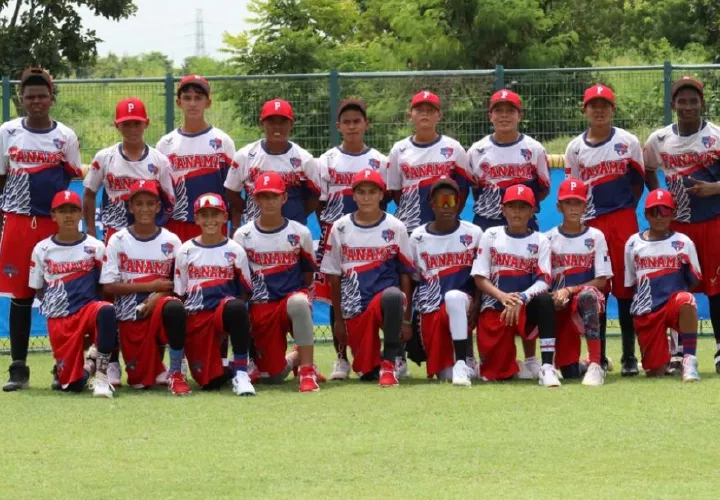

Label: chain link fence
[2,63,718,351]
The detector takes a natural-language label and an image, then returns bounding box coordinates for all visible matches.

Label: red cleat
[168,372,192,396]
[379,360,399,387]
[298,365,320,393]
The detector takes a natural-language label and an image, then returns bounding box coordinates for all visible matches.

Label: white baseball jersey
[29,235,105,319]
[468,134,550,229]
[224,140,320,225]
[174,238,252,313]
[387,135,470,233]
[100,228,181,321]
[410,221,482,314]
[320,213,414,319]
[233,219,316,303]
[564,127,644,221]
[624,231,701,315]
[84,144,175,231]
[317,146,389,224]
[156,127,235,223]
[644,121,720,223]
[471,227,551,312]
[545,226,612,291]
[0,118,81,216]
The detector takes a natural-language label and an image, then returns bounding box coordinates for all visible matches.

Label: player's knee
[224,298,248,318]
[532,294,554,310]
[444,290,469,311]
[162,299,185,317]
[10,297,33,308]
[97,304,116,321]
[286,293,310,314]
[381,286,404,309]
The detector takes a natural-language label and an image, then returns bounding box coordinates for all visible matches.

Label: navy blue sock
[681,333,697,356]
[169,348,184,374]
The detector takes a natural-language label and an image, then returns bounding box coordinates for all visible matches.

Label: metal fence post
[663,61,673,126]
[329,68,340,146]
[2,76,10,122]
[494,64,505,91]
[164,73,175,133]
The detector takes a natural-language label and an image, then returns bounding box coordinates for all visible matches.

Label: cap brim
[672,82,704,99]
[178,81,210,94]
[583,96,615,106]
[502,199,534,207]
[645,202,675,210]
[558,194,587,202]
[430,181,460,196]
[52,202,81,210]
[129,189,159,199]
[411,100,440,110]
[253,188,286,195]
[353,180,385,190]
[259,113,294,122]
[115,116,148,124]
[194,205,226,213]
[489,100,521,111]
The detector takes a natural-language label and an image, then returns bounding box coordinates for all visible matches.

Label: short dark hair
[177,83,209,99]
[338,104,367,120]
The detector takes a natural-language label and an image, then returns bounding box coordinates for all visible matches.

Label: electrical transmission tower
[195,8,206,57]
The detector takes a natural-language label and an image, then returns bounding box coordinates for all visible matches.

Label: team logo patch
[614,143,628,156]
[520,148,532,161]
[368,158,380,168]
[3,265,17,277]
[702,136,716,149]
[459,234,473,247]
[440,147,453,159]
[287,234,300,247]
[84,246,96,255]
[224,251,237,262]
[527,244,539,255]
[209,138,222,150]
[289,157,302,168]
[160,242,174,256]
[147,163,158,174]
[671,240,685,251]
[53,138,65,149]
[584,238,595,250]
[381,229,395,242]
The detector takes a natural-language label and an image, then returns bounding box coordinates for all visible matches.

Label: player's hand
[499,292,523,308]
[138,292,160,319]
[401,322,413,342]
[150,279,174,293]
[500,303,521,326]
[333,320,347,346]
[553,288,571,310]
[685,178,720,198]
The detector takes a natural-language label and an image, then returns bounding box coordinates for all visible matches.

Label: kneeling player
[471,185,560,386]
[321,168,414,386]
[175,193,255,395]
[100,180,192,395]
[624,189,701,382]
[233,172,321,392]
[546,179,612,386]
[30,191,116,397]
[410,177,482,385]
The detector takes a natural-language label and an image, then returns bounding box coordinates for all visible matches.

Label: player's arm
[471,234,524,308]
[642,136,662,191]
[536,149,551,202]
[386,146,402,204]
[83,156,105,238]
[0,131,7,234]
[157,155,176,225]
[100,237,173,296]
[224,151,247,230]
[302,156,321,216]
[623,238,637,290]
[28,245,46,298]
[519,238,551,302]
[320,226,346,343]
[453,148,472,212]
[684,239,703,292]
[300,228,317,287]
[82,189,98,237]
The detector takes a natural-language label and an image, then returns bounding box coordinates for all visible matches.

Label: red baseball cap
[558,178,588,202]
[128,180,159,199]
[178,74,210,95]
[583,84,616,106]
[645,189,676,210]
[410,91,441,110]
[115,98,149,124]
[51,190,81,210]
[502,184,536,207]
[489,89,522,112]
[260,99,294,122]
[351,168,386,190]
[193,193,227,213]
[253,171,286,194]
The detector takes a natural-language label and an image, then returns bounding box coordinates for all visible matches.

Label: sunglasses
[646,206,673,217]
[197,195,224,208]
[432,193,457,208]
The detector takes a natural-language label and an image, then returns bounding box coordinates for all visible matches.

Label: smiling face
[673,87,703,127]
[261,116,293,146]
[489,102,521,136]
[128,193,160,225]
[195,207,227,236]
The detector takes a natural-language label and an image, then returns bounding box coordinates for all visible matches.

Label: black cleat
[3,361,30,391]
[621,356,639,377]
[715,350,720,374]
[51,365,61,391]
[667,354,683,376]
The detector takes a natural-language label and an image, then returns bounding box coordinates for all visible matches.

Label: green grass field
[2,337,720,499]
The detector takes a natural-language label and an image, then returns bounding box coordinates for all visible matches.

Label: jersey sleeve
[94,241,106,271]
[317,155,330,202]
[563,140,580,179]
[224,150,248,193]
[593,231,613,279]
[299,227,317,272]
[684,238,703,288]
[319,224,342,276]
[386,145,402,191]
[157,154,176,221]
[173,248,188,296]
[642,133,663,172]
[99,236,121,284]
[395,224,415,275]
[471,232,492,278]
[221,133,237,180]
[623,238,637,288]
[234,246,252,293]
[63,132,83,178]
[302,154,321,196]
[28,244,45,290]
[83,152,105,192]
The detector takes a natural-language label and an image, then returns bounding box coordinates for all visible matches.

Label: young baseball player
[233,171,321,392]
[0,67,82,391]
[546,178,612,386]
[471,184,560,386]
[30,190,116,397]
[156,75,236,242]
[624,189,701,382]
[320,168,414,386]
[83,97,175,245]
[314,98,389,380]
[564,84,645,377]
[468,89,551,231]
[644,76,720,373]
[175,193,255,395]
[100,180,191,395]
[410,177,482,385]
[224,99,320,230]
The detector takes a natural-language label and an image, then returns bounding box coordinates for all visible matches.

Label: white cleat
[517,356,541,380]
[452,360,472,387]
[329,358,351,380]
[91,374,115,398]
[682,355,700,383]
[395,357,410,378]
[107,362,122,387]
[581,362,605,387]
[538,363,562,387]
[232,371,257,396]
